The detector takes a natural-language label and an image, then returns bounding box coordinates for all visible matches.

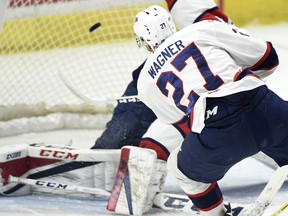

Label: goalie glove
[1,142,117,199]
[107,146,167,215]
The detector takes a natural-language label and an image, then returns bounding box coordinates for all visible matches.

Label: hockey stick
[153,192,194,212]
[8,175,111,197]
[8,175,199,214]
[154,166,288,215]
[58,69,140,105]
[239,165,288,216]
[8,165,287,216]
[153,192,243,214]
[271,202,288,216]
[252,152,279,170]
[8,175,195,213]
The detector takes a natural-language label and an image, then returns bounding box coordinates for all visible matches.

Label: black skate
[224,203,243,216]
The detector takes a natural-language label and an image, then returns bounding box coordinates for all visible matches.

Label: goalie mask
[133,5,176,52]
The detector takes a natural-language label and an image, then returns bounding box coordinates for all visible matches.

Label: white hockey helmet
[133,5,176,52]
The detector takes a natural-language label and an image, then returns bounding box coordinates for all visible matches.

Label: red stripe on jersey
[188,182,217,198]
[187,182,224,211]
[198,197,224,211]
[198,13,221,22]
[173,116,190,137]
[139,139,169,161]
[176,121,190,137]
[189,108,195,133]
[234,69,260,82]
[249,41,279,72]
[249,42,271,70]
[196,7,229,23]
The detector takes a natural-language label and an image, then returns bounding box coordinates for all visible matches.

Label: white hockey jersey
[168,0,222,28]
[137,20,278,133]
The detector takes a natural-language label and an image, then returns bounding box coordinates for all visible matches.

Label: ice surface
[0,157,288,216]
[0,23,288,216]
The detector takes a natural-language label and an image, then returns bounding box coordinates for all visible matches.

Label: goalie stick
[271,202,288,216]
[8,175,200,214]
[58,69,140,105]
[252,152,279,170]
[238,165,288,216]
[8,175,111,197]
[9,165,288,215]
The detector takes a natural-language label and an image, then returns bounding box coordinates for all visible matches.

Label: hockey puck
[89,22,101,32]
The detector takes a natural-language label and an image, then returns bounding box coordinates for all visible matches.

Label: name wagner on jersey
[147,40,185,79]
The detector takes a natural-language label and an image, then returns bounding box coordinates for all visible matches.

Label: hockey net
[0,0,165,137]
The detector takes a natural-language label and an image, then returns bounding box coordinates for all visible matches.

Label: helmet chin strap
[145,44,154,52]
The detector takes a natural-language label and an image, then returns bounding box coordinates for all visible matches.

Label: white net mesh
[0,0,166,136]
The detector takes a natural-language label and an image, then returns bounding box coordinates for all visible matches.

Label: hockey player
[132,4,284,216]
[92,0,231,159]
[93,1,245,215]
[92,2,234,214]
[91,0,232,192]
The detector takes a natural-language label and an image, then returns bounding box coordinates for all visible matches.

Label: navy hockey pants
[177,85,288,183]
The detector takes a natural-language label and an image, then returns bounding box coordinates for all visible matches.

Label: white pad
[107,146,158,215]
[94,161,118,192]
[107,146,168,215]
[28,143,120,162]
[144,159,167,213]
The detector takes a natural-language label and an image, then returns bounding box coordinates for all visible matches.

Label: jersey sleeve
[247,41,279,79]
[169,0,218,29]
[208,22,279,79]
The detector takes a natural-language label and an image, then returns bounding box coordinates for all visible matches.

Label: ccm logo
[39,150,79,160]
[36,180,68,189]
[6,151,21,160]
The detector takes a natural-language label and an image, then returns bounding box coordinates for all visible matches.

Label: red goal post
[218,0,224,11]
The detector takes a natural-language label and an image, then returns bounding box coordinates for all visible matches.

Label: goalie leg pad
[143,159,167,213]
[107,146,158,215]
[94,161,118,192]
